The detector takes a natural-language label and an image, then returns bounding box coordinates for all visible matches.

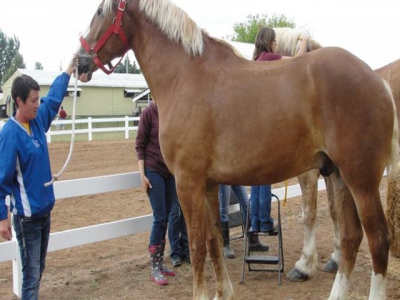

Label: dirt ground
[0,139,399,300]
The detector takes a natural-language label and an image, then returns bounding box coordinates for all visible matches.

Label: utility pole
[125,55,129,73]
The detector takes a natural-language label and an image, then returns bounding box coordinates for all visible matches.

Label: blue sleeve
[0,129,16,220]
[37,72,71,131]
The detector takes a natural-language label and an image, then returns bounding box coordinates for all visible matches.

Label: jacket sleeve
[0,131,17,220]
[135,109,151,161]
[37,72,71,131]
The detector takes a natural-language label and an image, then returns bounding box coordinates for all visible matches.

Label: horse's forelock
[138,0,204,56]
[103,0,114,16]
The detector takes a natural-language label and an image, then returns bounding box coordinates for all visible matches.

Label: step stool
[240,194,284,285]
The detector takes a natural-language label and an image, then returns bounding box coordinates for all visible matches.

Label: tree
[114,56,141,74]
[227,14,296,43]
[3,53,26,83]
[35,61,43,70]
[0,29,21,84]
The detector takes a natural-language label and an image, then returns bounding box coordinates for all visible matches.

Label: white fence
[0,171,328,298]
[47,116,140,143]
[0,117,140,142]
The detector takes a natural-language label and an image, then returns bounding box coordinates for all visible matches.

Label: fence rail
[0,170,327,297]
[0,117,140,142]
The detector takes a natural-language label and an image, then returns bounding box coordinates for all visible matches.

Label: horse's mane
[103,0,246,58]
[274,27,322,56]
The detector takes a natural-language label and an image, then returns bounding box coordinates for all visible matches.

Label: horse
[76,1,399,299]
[274,27,400,281]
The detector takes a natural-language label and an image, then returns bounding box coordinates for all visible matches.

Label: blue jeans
[13,214,51,300]
[168,200,189,259]
[250,185,274,232]
[146,168,177,246]
[219,185,248,223]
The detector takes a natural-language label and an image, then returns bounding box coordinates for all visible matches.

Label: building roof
[17,69,148,89]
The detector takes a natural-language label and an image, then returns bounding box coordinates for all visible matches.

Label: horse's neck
[129,12,193,100]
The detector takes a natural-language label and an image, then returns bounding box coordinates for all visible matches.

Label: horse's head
[77,0,132,82]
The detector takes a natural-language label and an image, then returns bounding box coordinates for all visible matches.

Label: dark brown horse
[76,1,399,299]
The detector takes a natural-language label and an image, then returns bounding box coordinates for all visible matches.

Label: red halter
[79,0,130,74]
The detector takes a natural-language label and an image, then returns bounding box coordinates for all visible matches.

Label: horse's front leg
[322,175,340,273]
[205,185,234,300]
[176,176,209,300]
[287,170,319,281]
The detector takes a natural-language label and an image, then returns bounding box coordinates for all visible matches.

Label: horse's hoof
[323,259,338,273]
[286,268,309,282]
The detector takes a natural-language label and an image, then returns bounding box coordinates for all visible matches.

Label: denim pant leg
[168,200,182,259]
[13,214,51,300]
[259,185,274,231]
[231,185,249,224]
[219,184,231,222]
[146,168,176,246]
[250,186,260,231]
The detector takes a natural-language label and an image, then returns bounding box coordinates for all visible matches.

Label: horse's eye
[97,8,103,16]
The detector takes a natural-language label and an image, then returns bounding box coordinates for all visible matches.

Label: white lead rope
[44,67,79,187]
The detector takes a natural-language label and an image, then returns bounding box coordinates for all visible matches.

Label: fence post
[46,126,52,143]
[88,117,93,141]
[125,116,129,140]
[11,224,22,298]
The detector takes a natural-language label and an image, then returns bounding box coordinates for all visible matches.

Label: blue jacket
[0,72,70,220]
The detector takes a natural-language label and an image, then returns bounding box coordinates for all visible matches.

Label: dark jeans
[219,185,249,223]
[13,213,51,300]
[146,168,177,246]
[168,200,189,259]
[250,185,274,232]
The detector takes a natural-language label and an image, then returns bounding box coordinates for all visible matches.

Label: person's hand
[65,54,79,76]
[140,175,152,195]
[0,219,12,241]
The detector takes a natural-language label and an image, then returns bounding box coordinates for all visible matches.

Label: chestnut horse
[275,27,400,282]
[76,1,399,299]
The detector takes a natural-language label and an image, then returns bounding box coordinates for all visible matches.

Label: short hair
[253,27,276,60]
[11,75,40,108]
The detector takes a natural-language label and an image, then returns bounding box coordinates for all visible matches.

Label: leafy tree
[35,61,43,70]
[114,56,141,74]
[227,14,296,43]
[0,29,21,84]
[3,53,26,83]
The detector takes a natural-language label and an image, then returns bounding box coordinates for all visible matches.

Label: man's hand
[0,219,12,241]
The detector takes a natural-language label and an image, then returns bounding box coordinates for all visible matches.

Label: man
[0,56,77,299]
[58,106,67,130]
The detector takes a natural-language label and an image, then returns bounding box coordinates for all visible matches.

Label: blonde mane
[274,27,322,56]
[139,0,205,56]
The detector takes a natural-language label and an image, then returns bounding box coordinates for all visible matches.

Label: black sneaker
[171,256,182,267]
[181,254,191,264]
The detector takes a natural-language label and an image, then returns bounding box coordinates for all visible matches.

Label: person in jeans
[0,56,78,300]
[135,101,176,285]
[219,184,269,259]
[168,199,190,267]
[250,27,309,234]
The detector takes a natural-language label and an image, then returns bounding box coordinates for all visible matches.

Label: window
[124,89,142,98]
[66,88,82,97]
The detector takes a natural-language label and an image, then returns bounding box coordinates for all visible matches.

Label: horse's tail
[383,79,400,180]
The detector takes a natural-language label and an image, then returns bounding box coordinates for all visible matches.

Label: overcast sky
[1,0,399,71]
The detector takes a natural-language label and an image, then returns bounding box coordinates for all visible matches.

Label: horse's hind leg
[205,185,234,300]
[287,170,319,282]
[322,175,340,273]
[176,178,210,300]
[348,184,390,300]
[328,170,363,300]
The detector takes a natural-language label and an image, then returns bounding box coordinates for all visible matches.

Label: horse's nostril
[81,65,89,73]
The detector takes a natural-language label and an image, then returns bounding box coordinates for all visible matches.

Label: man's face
[18,90,40,121]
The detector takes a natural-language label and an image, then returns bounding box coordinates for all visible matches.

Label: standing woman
[0,56,78,300]
[250,27,309,234]
[135,101,176,285]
